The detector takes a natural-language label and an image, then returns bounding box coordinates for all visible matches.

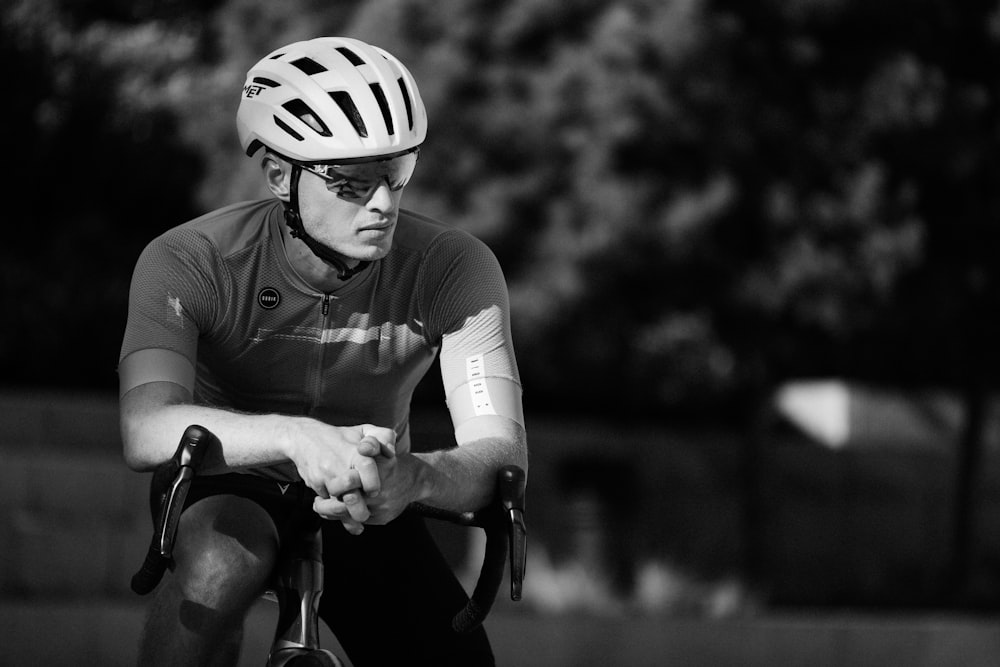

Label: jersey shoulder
[393,208,497,262]
[157,199,280,259]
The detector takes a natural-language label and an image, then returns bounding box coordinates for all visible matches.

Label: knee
[178,538,274,605]
[171,496,279,611]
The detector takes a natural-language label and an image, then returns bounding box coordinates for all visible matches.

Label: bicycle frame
[131,425,527,666]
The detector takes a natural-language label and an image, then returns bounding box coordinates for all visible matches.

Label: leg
[317,513,495,667]
[137,494,280,667]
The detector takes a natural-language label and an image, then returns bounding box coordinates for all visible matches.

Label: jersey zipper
[314,293,333,410]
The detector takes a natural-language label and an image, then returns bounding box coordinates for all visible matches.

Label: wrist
[403,452,430,503]
[276,415,308,462]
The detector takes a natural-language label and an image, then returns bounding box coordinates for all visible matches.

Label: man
[119,36,526,666]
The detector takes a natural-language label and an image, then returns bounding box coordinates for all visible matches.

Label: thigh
[317,513,495,666]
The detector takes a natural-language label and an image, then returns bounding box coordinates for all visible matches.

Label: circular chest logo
[257,287,281,310]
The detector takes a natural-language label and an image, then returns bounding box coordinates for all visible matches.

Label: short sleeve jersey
[119,199,522,479]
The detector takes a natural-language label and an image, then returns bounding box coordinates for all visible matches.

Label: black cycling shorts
[180,473,496,667]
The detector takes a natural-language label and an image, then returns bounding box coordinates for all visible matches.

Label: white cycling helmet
[237,36,427,161]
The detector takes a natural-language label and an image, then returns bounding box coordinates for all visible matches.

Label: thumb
[356,435,382,457]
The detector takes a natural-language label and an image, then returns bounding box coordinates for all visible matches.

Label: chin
[354,243,393,262]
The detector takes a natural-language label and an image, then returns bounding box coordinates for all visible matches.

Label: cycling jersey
[119,199,523,480]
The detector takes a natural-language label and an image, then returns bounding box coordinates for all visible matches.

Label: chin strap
[282,165,370,281]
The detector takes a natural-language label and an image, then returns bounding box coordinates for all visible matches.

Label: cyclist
[118,36,527,666]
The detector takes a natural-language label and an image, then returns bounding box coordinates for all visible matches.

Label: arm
[120,355,394,516]
[121,377,293,474]
[318,413,526,524]
[313,231,528,522]
[118,228,392,517]
[410,413,527,510]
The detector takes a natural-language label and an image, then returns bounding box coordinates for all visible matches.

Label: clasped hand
[291,421,413,535]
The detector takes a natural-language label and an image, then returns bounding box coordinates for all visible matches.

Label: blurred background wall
[4,0,1000,664]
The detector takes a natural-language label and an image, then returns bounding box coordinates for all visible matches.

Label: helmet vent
[397,78,414,131]
[245,139,265,157]
[291,57,327,75]
[273,116,304,142]
[369,83,394,136]
[282,99,331,136]
[252,76,280,87]
[336,47,365,66]
[329,91,368,138]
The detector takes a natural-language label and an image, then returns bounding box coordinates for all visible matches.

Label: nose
[366,177,396,212]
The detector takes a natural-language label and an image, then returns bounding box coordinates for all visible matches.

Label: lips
[358,219,394,232]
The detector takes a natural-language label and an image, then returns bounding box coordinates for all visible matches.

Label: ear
[261,152,291,202]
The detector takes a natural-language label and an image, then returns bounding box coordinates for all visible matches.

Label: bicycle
[130,425,527,666]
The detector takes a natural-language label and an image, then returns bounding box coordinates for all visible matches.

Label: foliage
[0,0,205,388]
[0,0,362,389]
[4,0,1000,420]
[341,0,1000,419]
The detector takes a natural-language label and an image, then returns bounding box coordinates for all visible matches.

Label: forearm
[411,418,527,512]
[120,381,298,474]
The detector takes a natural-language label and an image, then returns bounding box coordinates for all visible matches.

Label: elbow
[122,446,152,472]
[121,430,156,472]
[120,413,161,472]
[122,453,148,473]
[509,423,529,472]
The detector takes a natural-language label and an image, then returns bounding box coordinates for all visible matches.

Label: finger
[302,469,332,500]
[342,491,371,523]
[359,425,397,457]
[311,483,331,500]
[313,495,369,528]
[352,455,381,498]
[325,469,362,499]
[340,518,365,535]
[313,495,348,519]
[313,497,366,535]
[366,455,396,498]
[356,435,382,458]
[379,438,396,458]
[356,434,395,461]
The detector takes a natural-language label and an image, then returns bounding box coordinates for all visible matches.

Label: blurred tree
[339,0,1000,424]
[0,0,363,390]
[333,1,864,418]
[7,0,1000,424]
[342,0,1000,599]
[711,0,1000,604]
[0,0,207,389]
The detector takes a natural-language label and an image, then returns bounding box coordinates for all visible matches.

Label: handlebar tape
[415,464,528,633]
[130,425,217,595]
[451,506,507,633]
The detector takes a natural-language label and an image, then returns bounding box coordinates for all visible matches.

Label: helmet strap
[282,165,370,281]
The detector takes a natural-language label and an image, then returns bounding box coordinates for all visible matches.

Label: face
[295,169,403,263]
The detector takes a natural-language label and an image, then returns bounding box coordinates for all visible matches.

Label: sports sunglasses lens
[338,154,417,190]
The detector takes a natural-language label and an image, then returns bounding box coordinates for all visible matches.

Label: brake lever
[156,425,215,556]
[131,424,217,595]
[498,465,527,601]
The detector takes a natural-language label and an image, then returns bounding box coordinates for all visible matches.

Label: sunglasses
[287,149,419,200]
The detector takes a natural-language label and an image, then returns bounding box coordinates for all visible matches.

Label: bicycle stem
[270,526,326,656]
